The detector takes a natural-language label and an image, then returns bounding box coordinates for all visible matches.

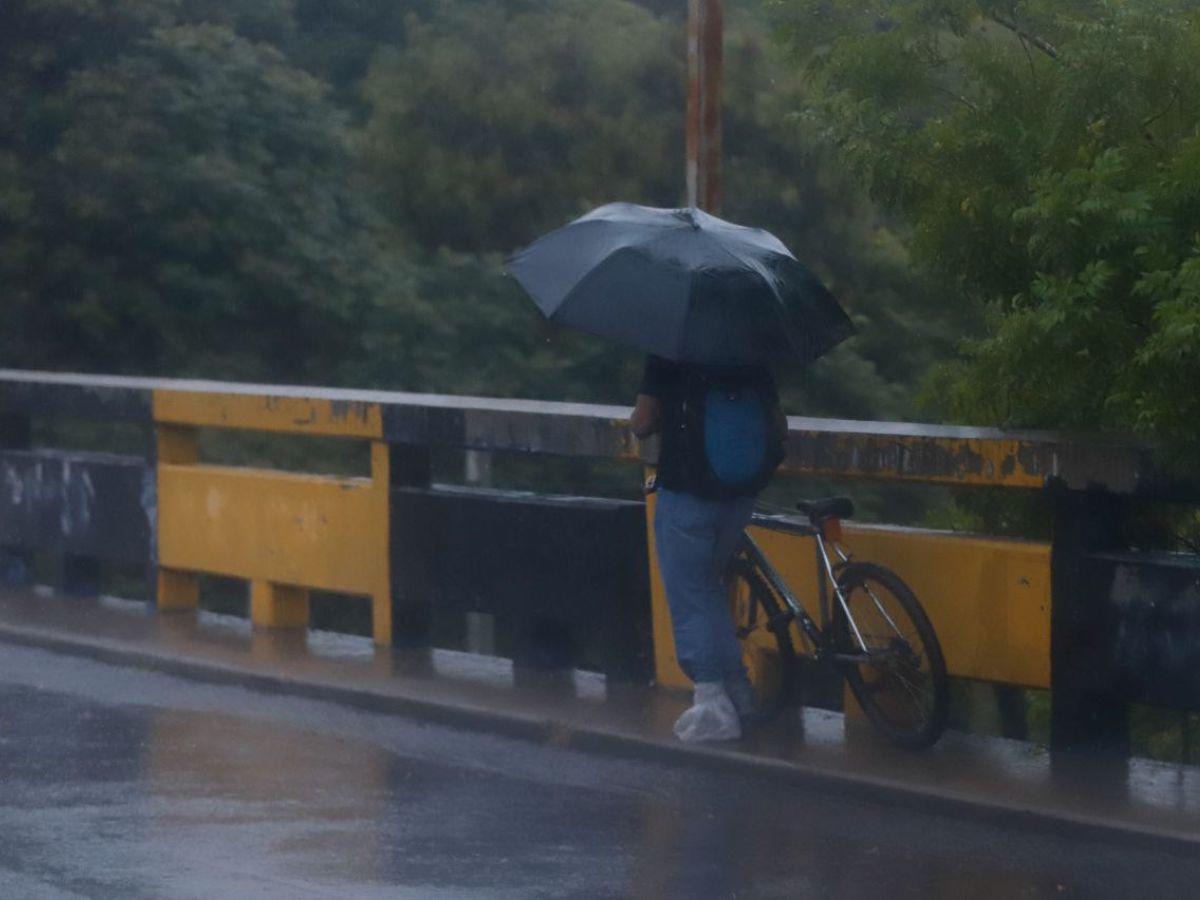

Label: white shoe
[674,682,742,742]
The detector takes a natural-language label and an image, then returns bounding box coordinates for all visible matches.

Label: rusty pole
[687,0,723,214]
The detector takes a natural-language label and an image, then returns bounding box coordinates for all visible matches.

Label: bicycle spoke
[851,587,935,724]
[864,662,928,723]
[865,643,931,696]
[864,585,906,638]
[848,590,918,647]
[834,564,948,749]
[863,614,920,653]
[885,666,932,719]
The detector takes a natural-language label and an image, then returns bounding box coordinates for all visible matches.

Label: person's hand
[630,393,661,438]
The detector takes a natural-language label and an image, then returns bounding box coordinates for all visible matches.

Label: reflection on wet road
[0,644,1196,899]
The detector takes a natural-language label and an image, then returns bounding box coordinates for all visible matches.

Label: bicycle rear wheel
[728,558,796,719]
[832,562,948,749]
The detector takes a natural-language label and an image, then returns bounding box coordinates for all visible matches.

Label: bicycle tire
[728,558,796,719]
[831,562,949,749]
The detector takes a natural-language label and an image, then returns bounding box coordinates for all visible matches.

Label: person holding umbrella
[510,203,853,742]
[629,353,785,740]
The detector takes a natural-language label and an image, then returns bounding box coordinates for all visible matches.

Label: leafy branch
[986,12,1059,61]
[937,84,979,113]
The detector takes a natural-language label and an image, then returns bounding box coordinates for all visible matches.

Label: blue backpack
[682,370,786,499]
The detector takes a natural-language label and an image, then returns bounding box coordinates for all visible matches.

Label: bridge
[2,369,1199,896]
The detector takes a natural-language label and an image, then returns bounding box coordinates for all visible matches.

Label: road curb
[1,621,1196,855]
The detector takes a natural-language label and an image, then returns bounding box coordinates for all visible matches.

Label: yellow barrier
[3,370,1167,724]
[152,390,393,645]
[647,492,1051,691]
[155,389,382,438]
[148,384,1053,675]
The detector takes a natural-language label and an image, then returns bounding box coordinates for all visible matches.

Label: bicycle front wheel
[728,558,796,719]
[832,562,948,749]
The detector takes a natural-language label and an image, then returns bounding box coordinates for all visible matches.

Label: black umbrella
[507,202,854,367]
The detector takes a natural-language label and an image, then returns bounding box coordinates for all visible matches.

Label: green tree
[360,0,684,254]
[1,11,388,381]
[1,0,959,426]
[289,0,428,114]
[772,0,1200,464]
[721,7,966,419]
[359,0,961,418]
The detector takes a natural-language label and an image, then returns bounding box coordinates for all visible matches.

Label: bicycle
[728,497,949,749]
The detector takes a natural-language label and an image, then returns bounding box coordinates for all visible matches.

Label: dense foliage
[361,0,683,253]
[772,0,1200,464]
[1,0,955,421]
[0,1,386,381]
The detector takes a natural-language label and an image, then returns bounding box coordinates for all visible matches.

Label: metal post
[0,413,34,587]
[464,449,493,487]
[1049,481,1131,757]
[687,0,723,213]
[390,444,435,646]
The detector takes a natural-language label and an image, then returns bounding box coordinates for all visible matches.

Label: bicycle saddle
[796,496,855,522]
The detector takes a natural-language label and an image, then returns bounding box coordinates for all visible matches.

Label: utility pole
[687,0,723,214]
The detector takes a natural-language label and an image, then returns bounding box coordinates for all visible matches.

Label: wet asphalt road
[0,643,1197,899]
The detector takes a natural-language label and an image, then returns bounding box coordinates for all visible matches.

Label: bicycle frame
[728,507,951,749]
[737,512,872,662]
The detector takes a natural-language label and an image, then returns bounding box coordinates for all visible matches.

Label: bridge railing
[1,368,1195,754]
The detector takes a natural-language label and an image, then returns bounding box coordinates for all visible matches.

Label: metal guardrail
[0,369,1161,491]
[2,369,1197,755]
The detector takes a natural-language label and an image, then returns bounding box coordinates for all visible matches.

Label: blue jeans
[654,489,756,684]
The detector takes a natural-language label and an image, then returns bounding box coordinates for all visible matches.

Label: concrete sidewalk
[1,587,1197,852]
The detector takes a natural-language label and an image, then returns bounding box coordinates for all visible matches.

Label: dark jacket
[638,355,779,498]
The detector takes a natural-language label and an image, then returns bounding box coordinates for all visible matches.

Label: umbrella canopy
[507,203,854,367]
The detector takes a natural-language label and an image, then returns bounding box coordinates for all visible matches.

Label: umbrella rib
[634,228,749,363]
[694,233,797,361]
[635,227,793,364]
[713,238,819,355]
[507,218,644,310]
[708,237,786,306]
